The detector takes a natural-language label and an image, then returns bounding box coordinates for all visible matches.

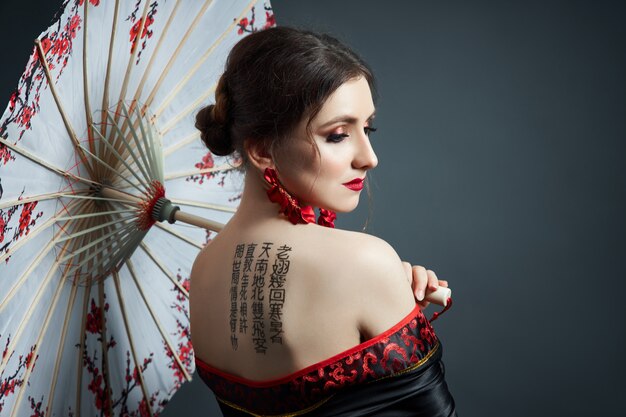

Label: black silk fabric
[216,347,457,417]
[303,347,457,417]
[196,305,456,416]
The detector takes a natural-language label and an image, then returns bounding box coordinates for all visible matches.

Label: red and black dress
[195,304,457,416]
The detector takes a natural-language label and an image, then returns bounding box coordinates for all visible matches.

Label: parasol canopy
[0,0,275,416]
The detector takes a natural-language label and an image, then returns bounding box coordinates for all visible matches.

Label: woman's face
[275,76,378,213]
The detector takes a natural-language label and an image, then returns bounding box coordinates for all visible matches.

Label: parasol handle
[173,210,224,232]
[424,286,452,307]
[153,197,225,232]
[99,186,224,232]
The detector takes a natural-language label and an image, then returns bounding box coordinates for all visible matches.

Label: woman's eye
[364,126,377,136]
[326,133,349,143]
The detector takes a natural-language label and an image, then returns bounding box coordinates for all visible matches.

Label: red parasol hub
[136,180,165,231]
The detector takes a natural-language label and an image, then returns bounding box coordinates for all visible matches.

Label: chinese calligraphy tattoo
[229,242,292,353]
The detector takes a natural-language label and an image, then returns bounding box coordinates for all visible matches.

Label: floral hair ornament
[263,167,335,228]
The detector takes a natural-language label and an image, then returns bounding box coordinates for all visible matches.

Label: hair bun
[195,103,233,156]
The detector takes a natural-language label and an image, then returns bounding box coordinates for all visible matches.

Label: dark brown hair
[195,26,376,166]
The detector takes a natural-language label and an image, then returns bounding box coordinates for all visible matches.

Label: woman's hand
[402,262,449,308]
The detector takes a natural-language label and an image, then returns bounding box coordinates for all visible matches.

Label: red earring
[263,168,336,228]
[264,168,315,225]
[317,208,336,228]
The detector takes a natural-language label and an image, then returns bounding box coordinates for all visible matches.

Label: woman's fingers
[411,265,428,301]
[427,269,440,292]
[403,262,448,306]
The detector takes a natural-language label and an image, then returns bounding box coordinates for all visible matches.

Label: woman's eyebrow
[317,111,377,128]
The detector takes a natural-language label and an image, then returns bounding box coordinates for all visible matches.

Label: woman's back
[189,26,455,416]
[190,217,417,381]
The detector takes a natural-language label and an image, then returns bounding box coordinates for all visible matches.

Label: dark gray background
[1,1,624,416]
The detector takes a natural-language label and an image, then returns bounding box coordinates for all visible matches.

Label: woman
[190,27,456,416]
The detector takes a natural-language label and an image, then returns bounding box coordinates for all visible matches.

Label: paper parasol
[0,0,275,415]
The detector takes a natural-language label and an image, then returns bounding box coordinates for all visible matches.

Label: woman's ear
[243,138,275,171]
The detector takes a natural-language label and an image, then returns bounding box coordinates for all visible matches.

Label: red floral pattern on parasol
[0,191,43,261]
[237,4,275,35]
[0,0,88,150]
[127,0,159,63]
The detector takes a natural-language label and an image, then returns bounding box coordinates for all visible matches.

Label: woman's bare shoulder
[312,230,415,339]
[307,227,416,335]
[316,228,406,274]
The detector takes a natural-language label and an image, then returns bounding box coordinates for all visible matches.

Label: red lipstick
[343,178,364,191]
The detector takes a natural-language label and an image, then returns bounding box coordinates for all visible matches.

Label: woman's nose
[353,134,378,170]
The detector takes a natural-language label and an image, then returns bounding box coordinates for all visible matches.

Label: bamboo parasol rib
[0,211,87,377]
[9,264,76,417]
[0,198,85,265]
[164,163,239,181]
[98,279,114,417]
[0,191,88,211]
[0,136,96,186]
[82,0,95,158]
[126,258,192,382]
[0,198,86,312]
[153,222,207,249]
[129,0,182,112]
[112,270,154,417]
[100,0,121,144]
[158,84,217,136]
[138,242,190,297]
[44,274,80,417]
[153,0,258,119]
[163,131,200,157]
[35,39,95,180]
[103,0,152,167]
[142,0,215,115]
[44,211,97,417]
[106,0,212,169]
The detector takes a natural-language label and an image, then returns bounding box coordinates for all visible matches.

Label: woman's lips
[343,178,364,191]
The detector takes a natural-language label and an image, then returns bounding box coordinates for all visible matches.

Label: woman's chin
[323,198,361,213]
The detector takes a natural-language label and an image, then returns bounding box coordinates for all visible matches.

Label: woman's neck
[229,168,297,227]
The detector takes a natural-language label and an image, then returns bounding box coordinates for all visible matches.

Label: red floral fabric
[195,304,439,416]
